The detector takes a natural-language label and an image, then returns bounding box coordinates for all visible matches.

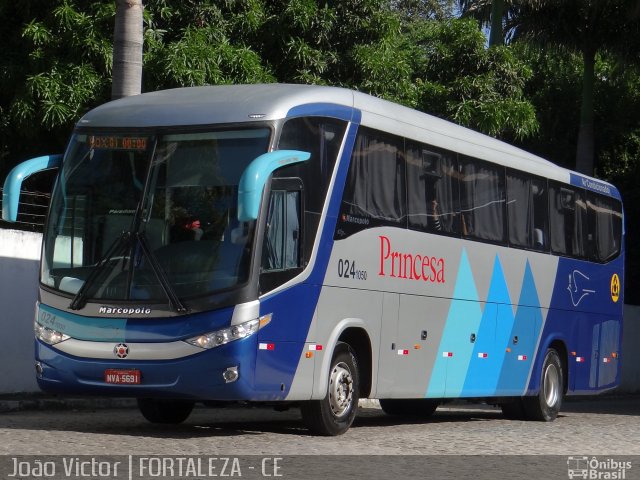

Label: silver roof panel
[78,84,354,128]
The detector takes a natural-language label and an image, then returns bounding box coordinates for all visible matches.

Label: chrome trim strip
[54,338,203,360]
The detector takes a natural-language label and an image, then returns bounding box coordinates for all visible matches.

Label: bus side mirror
[2,154,62,222]
[237,150,310,221]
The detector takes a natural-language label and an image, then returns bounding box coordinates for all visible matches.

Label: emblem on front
[114,343,129,359]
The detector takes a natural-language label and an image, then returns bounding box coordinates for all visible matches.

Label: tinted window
[507,170,548,251]
[549,182,588,257]
[459,157,506,243]
[587,192,623,262]
[262,190,301,271]
[338,128,406,236]
[406,142,459,235]
[278,117,347,260]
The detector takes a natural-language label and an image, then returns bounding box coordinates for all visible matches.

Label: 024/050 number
[337,259,367,280]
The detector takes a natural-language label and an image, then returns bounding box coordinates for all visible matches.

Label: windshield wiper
[135,231,188,313]
[69,230,188,313]
[69,231,130,310]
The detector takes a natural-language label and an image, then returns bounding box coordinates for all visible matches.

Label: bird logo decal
[567,270,595,307]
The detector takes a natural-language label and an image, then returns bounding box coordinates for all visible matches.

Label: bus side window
[549,183,588,258]
[406,141,459,235]
[507,170,548,251]
[586,192,623,262]
[260,178,304,293]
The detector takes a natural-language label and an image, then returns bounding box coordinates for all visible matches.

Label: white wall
[620,304,640,393]
[0,228,638,394]
[0,229,42,393]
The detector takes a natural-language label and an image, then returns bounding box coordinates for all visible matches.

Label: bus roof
[78,84,619,198]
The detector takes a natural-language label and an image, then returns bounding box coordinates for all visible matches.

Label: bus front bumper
[34,335,280,401]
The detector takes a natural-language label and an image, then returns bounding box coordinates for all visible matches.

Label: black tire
[137,398,195,424]
[500,399,526,420]
[523,348,564,421]
[300,342,359,436]
[379,399,439,418]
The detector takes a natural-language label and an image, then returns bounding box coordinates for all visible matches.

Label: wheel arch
[548,339,569,395]
[311,318,373,400]
[338,327,373,398]
[528,334,570,396]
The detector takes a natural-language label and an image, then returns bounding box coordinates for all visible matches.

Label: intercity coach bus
[2,84,624,435]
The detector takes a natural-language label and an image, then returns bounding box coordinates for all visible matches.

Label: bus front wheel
[137,398,195,424]
[300,342,360,436]
[523,348,564,421]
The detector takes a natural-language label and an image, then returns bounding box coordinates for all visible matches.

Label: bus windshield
[42,128,271,305]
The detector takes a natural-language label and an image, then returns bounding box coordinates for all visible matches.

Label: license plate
[104,369,141,385]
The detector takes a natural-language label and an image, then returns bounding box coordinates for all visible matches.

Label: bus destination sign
[89,135,148,151]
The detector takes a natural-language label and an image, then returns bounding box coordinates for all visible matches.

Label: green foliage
[410,18,538,139]
[511,44,583,168]
[0,0,619,172]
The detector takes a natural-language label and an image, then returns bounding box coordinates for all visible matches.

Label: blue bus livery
[3,84,624,435]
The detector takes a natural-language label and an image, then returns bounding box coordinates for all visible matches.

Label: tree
[0,1,114,175]
[112,0,143,99]
[457,0,511,46]
[510,0,640,175]
[408,17,538,139]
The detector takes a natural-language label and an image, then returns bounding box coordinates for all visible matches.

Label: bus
[2,84,624,435]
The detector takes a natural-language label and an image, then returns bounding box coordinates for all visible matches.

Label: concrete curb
[0,395,136,413]
[2,393,638,414]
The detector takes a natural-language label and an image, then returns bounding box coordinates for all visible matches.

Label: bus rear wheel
[379,399,439,418]
[300,342,359,436]
[137,398,195,424]
[523,348,564,421]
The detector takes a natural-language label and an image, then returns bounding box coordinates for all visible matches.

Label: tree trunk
[111,0,143,100]
[488,0,505,47]
[575,48,596,175]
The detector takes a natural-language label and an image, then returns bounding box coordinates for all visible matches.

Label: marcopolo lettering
[378,235,445,283]
[99,306,152,315]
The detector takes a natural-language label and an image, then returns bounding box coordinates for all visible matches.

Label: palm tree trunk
[488,0,505,47]
[111,0,143,100]
[575,47,596,175]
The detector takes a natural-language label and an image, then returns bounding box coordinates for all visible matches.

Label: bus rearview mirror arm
[237,150,311,221]
[2,154,63,222]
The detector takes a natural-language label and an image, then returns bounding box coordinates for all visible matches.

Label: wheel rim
[328,361,354,418]
[543,362,560,408]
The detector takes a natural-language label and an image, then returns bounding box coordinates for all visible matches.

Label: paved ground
[1,396,639,456]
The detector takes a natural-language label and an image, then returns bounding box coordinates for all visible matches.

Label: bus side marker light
[442,352,453,358]
[506,348,511,353]
[576,357,585,363]
[603,357,610,364]
[612,352,618,358]
[308,344,323,351]
[259,343,275,351]
[305,352,313,359]
[478,353,488,359]
[571,351,577,356]
[259,314,273,329]
[517,355,527,361]
[414,344,421,350]
[397,349,409,356]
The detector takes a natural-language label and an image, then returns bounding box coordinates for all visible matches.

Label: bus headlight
[185,318,262,349]
[35,321,70,345]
